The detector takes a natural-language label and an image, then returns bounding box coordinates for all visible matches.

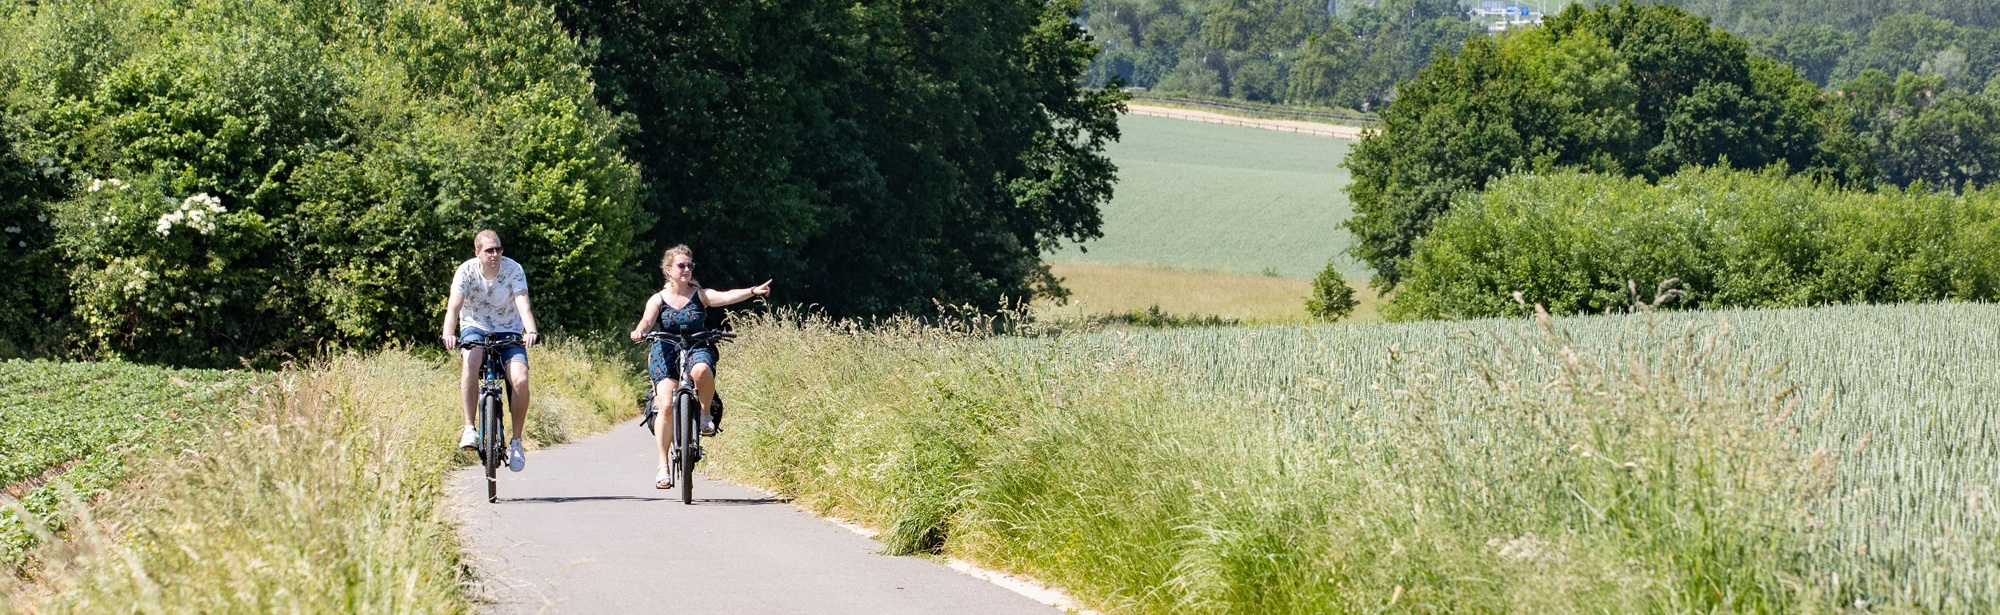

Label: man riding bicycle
[441,229,540,471]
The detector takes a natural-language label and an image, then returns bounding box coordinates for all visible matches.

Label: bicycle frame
[641,330,732,504]
[460,336,522,503]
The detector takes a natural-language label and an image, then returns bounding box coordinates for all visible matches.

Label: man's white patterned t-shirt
[454,257,529,333]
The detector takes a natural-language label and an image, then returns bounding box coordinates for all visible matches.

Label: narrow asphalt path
[452,418,1061,615]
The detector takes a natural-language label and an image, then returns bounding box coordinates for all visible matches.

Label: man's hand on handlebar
[442,333,458,350]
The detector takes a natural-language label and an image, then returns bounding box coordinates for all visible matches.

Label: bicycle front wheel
[676,392,697,505]
[483,392,502,503]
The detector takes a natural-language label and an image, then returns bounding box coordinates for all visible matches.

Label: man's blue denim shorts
[459,327,529,366]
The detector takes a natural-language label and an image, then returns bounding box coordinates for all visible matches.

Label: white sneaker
[507,438,526,472]
[458,424,478,450]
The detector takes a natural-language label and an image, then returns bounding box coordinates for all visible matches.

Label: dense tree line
[0,0,1121,365]
[1344,2,1860,287]
[1344,1,2000,292]
[1080,0,1474,110]
[1741,10,2000,90]
[549,0,1122,316]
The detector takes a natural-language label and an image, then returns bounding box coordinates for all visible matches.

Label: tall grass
[709,305,1997,613]
[2,338,635,613]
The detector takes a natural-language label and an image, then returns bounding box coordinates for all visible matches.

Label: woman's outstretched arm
[702,280,773,308]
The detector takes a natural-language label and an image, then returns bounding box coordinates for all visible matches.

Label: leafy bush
[1303,261,1357,321]
[1343,1,1860,288]
[0,0,641,366]
[1388,167,2000,320]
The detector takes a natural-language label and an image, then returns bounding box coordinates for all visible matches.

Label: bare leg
[653,379,678,466]
[691,363,716,425]
[460,347,484,426]
[506,359,531,440]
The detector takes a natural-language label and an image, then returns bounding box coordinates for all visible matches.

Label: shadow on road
[506,495,670,504]
[497,495,794,505]
[694,497,793,506]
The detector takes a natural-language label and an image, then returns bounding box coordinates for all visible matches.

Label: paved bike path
[452,419,1061,614]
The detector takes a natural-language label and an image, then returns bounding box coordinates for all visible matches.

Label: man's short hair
[475,229,501,248]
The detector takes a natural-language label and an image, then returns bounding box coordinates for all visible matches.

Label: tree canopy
[550,0,1123,317]
[1081,0,1473,110]
[0,0,1123,364]
[1343,1,1859,288]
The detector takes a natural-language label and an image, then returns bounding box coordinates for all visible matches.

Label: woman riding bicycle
[628,244,772,489]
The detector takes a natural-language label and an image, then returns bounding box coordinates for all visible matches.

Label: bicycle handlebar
[457,337,526,349]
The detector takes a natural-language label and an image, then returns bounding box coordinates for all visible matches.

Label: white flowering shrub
[153,194,226,236]
[3,0,641,365]
[54,177,274,362]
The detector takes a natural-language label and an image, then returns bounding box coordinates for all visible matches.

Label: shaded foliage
[552,0,1124,317]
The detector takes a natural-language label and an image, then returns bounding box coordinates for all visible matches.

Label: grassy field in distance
[1039,261,1384,324]
[1051,114,1364,281]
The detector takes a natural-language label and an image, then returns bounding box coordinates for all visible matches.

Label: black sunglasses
[481,246,504,255]
[673,262,696,270]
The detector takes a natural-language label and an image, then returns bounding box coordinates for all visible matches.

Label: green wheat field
[1052,114,1365,280]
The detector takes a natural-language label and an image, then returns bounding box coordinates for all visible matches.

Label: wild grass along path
[453,418,1061,614]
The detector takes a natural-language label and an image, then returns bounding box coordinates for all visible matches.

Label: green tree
[1838,12,1967,85]
[1304,261,1359,320]
[1755,25,1856,86]
[1344,1,1851,288]
[552,0,1124,317]
[1285,24,1366,107]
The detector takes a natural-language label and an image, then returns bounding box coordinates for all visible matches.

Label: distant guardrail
[1125,106,1363,139]
[1129,93,1382,128]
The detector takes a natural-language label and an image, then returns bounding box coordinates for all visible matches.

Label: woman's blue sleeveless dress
[647,290,718,382]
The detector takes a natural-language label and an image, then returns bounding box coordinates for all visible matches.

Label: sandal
[655,464,673,489]
[698,416,717,437]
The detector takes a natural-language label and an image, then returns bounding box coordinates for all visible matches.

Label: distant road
[1126,104,1369,139]
[454,419,1062,614]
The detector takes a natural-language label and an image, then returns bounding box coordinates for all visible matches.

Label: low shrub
[1388,167,2000,320]
[1304,261,1358,321]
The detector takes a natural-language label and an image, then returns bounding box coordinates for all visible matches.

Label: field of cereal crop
[1051,114,1364,280]
[716,302,2000,613]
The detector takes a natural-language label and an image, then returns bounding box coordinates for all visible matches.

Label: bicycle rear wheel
[676,392,696,505]
[483,392,502,503]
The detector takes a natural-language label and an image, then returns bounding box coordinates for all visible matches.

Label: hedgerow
[1387,167,2000,320]
[0,0,641,366]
